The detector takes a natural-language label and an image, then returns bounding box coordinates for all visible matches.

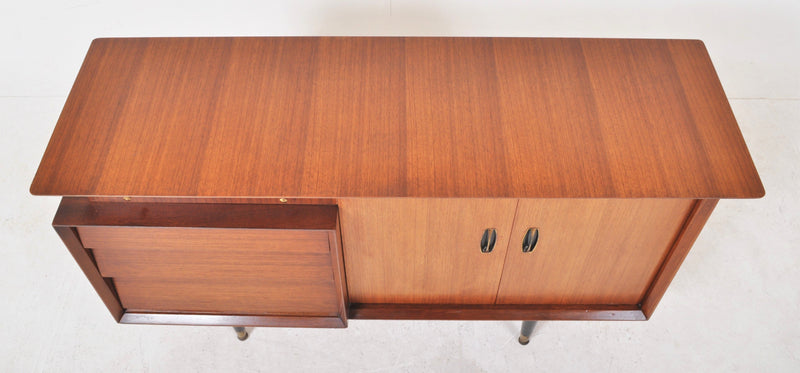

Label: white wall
[1,1,798,371]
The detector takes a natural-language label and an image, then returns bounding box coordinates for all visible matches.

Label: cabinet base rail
[348,303,646,321]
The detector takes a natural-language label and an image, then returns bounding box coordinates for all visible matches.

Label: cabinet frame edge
[120,313,346,328]
[52,197,348,328]
[349,303,646,321]
[640,198,719,318]
[329,214,350,327]
[54,225,125,322]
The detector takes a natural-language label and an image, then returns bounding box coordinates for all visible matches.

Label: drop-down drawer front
[53,198,348,327]
[80,226,339,316]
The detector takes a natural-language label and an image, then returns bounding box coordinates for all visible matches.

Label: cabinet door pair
[341,199,694,306]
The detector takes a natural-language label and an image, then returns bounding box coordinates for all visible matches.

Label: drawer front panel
[496,199,695,305]
[78,226,330,253]
[114,276,338,316]
[78,225,339,316]
[92,248,332,279]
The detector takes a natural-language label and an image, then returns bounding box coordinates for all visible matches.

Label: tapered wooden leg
[518,321,537,345]
[234,327,249,341]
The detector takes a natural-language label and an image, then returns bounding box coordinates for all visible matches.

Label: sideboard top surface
[31,37,763,198]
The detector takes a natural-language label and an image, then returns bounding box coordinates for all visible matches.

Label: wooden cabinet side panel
[340,198,517,304]
[53,226,124,321]
[641,199,718,318]
[497,199,694,305]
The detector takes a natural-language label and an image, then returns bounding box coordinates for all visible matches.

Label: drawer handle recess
[522,228,539,253]
[480,228,497,253]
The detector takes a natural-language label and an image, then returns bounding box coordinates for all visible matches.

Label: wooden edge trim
[328,211,350,327]
[349,304,646,321]
[640,198,719,319]
[54,197,338,230]
[120,312,347,328]
[86,197,339,205]
[53,225,124,322]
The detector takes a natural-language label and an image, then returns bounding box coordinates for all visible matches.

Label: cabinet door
[496,199,694,305]
[340,199,517,304]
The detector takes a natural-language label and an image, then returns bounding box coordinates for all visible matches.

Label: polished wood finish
[33,38,763,329]
[329,224,350,324]
[120,312,346,328]
[112,276,339,316]
[339,198,517,304]
[86,197,337,205]
[53,198,348,327]
[88,229,339,315]
[31,37,763,199]
[53,226,124,321]
[92,249,331,279]
[496,199,694,305]
[79,226,330,253]
[641,199,719,318]
[55,197,337,230]
[349,304,646,321]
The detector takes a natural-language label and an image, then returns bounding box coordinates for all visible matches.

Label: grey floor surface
[1,1,798,371]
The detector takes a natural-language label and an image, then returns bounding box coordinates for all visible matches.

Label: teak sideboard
[31,37,763,339]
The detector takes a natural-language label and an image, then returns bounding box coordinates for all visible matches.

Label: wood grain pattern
[404,38,509,197]
[492,38,615,196]
[53,198,347,326]
[348,303,646,321]
[84,225,346,318]
[86,197,337,205]
[92,249,333,279]
[113,276,339,316]
[54,197,338,230]
[34,37,763,327]
[31,37,763,199]
[79,226,330,253]
[496,199,694,305]
[641,199,718,318]
[340,198,518,304]
[300,37,408,196]
[666,41,765,199]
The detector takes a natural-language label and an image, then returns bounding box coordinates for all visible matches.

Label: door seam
[492,198,521,304]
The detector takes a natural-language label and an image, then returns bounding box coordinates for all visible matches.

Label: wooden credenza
[31,37,763,329]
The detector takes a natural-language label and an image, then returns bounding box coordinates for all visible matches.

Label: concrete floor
[1,1,798,371]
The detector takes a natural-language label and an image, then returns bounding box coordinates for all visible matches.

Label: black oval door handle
[480,228,497,253]
[522,228,539,253]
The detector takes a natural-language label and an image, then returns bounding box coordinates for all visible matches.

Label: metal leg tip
[518,335,530,345]
[234,327,249,341]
